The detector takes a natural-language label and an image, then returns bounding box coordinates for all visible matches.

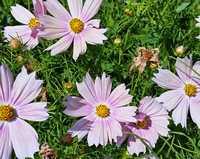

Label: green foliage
[1,0,200,158]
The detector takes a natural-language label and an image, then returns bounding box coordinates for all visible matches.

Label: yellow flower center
[96,104,109,118]
[184,84,197,96]
[136,118,147,129]
[69,18,84,34]
[28,17,40,28]
[0,105,13,121]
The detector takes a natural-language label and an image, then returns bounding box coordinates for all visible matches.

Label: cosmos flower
[195,16,200,39]
[38,0,108,61]
[0,63,49,159]
[152,55,200,128]
[63,72,137,147]
[116,96,170,156]
[128,47,162,74]
[3,0,46,50]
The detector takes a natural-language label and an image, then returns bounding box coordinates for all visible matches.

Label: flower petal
[152,69,185,89]
[190,95,200,128]
[33,0,47,16]
[44,32,74,56]
[110,106,137,122]
[11,4,34,24]
[84,19,101,28]
[156,90,185,111]
[116,123,131,147]
[172,95,189,128]
[10,66,43,109]
[9,118,39,159]
[45,0,72,22]
[81,0,103,22]
[175,55,192,84]
[17,102,49,121]
[107,84,133,108]
[0,122,12,159]
[190,61,200,85]
[73,34,87,61]
[67,0,82,18]
[0,63,14,105]
[81,27,107,45]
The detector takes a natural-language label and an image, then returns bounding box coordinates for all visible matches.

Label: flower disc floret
[0,105,13,121]
[96,104,109,118]
[69,18,84,34]
[135,118,147,129]
[184,84,197,96]
[28,17,40,28]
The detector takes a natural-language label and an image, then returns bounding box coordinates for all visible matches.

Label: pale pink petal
[127,135,146,156]
[151,120,170,137]
[175,55,192,83]
[0,63,14,105]
[190,61,200,85]
[107,84,133,108]
[94,72,112,104]
[196,16,200,22]
[84,19,101,28]
[38,14,70,29]
[156,90,185,111]
[76,72,99,106]
[45,0,72,22]
[10,66,43,108]
[81,27,107,45]
[81,0,103,22]
[11,4,35,24]
[0,122,12,159]
[3,25,32,42]
[142,128,158,148]
[104,117,122,143]
[10,118,39,159]
[44,32,74,56]
[69,114,97,141]
[73,34,87,61]
[26,36,40,50]
[63,96,87,109]
[152,69,185,89]
[33,0,47,16]
[196,35,200,39]
[38,27,71,40]
[116,123,131,147]
[190,96,200,128]
[67,0,82,18]
[196,23,200,27]
[16,102,49,121]
[110,106,137,122]
[172,95,190,128]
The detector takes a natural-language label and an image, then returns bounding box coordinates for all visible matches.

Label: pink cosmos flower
[63,72,137,147]
[152,55,200,128]
[3,0,46,50]
[116,96,170,156]
[38,0,108,61]
[195,16,200,39]
[0,63,49,159]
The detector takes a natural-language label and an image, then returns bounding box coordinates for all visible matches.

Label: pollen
[184,84,197,96]
[28,17,40,28]
[143,50,153,61]
[96,104,109,118]
[69,18,84,34]
[136,118,147,129]
[0,105,13,121]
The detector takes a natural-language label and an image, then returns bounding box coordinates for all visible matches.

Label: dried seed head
[62,132,74,144]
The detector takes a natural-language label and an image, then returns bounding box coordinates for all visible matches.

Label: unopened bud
[65,82,73,88]
[149,62,158,69]
[17,56,23,62]
[62,132,74,144]
[124,9,132,16]
[114,38,121,45]
[175,46,185,57]
[10,38,21,50]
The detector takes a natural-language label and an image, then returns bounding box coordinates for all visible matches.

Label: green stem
[118,49,122,65]
[131,71,140,95]
[28,0,30,11]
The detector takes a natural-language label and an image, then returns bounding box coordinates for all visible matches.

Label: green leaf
[176,3,190,12]
[102,1,114,8]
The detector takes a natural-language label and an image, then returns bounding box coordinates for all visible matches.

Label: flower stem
[131,71,140,95]
[28,0,30,11]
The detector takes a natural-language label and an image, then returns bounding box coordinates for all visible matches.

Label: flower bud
[114,38,121,45]
[175,46,185,57]
[124,9,132,16]
[65,82,73,88]
[10,38,21,50]
[62,132,74,144]
[149,62,158,69]
[17,56,23,62]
